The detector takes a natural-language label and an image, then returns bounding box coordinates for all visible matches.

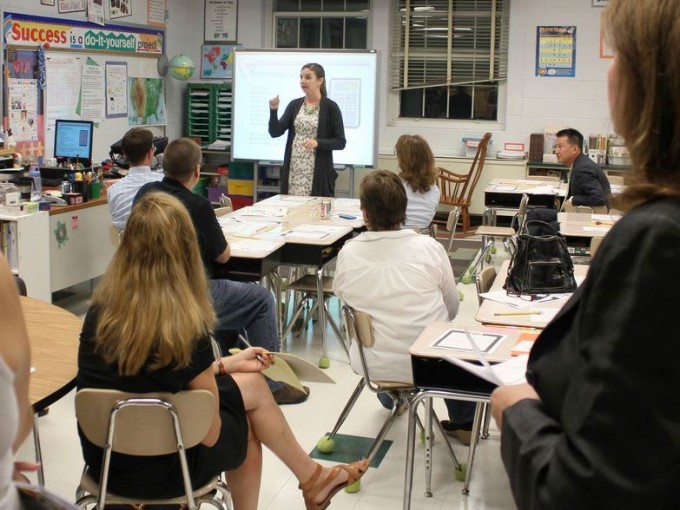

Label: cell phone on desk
[339,213,356,220]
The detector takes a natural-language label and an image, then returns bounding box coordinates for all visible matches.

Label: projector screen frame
[231,48,379,168]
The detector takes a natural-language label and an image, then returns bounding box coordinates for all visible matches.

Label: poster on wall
[4,49,44,160]
[45,54,82,132]
[204,0,237,42]
[536,26,576,77]
[147,0,167,27]
[109,0,132,19]
[105,62,128,118]
[201,44,239,79]
[128,77,166,126]
[8,79,39,143]
[3,11,164,56]
[87,0,105,26]
[58,0,86,13]
[79,58,106,122]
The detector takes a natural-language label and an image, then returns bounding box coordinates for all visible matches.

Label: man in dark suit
[526,128,611,234]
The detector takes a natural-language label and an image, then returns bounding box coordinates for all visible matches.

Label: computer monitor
[53,119,94,167]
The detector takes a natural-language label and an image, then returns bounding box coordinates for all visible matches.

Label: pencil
[238,334,272,363]
[494,311,543,316]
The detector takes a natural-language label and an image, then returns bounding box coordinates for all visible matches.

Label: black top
[76,306,216,497]
[134,177,227,277]
[568,153,611,207]
[501,197,680,509]
[268,96,346,197]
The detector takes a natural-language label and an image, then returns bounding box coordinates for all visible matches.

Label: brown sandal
[300,459,369,510]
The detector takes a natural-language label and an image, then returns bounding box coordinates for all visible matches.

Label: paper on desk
[280,195,318,203]
[530,308,558,323]
[292,224,347,233]
[443,354,528,387]
[591,214,621,223]
[228,239,281,253]
[583,226,610,233]
[333,198,361,210]
[221,221,276,237]
[492,185,518,192]
[524,186,557,194]
[239,206,288,218]
[480,289,570,308]
[429,328,506,355]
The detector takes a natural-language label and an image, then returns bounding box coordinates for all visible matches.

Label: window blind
[390,0,509,90]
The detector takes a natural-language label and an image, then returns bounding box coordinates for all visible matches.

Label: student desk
[482,178,567,224]
[22,296,82,485]
[404,322,527,504]
[475,259,589,329]
[218,196,362,365]
[558,212,619,257]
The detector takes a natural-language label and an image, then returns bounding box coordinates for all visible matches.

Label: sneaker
[440,420,473,446]
[273,383,310,405]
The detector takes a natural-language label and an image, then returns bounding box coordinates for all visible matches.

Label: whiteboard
[43,50,163,164]
[232,49,378,167]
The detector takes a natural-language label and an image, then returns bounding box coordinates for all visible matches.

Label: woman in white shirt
[395,134,441,230]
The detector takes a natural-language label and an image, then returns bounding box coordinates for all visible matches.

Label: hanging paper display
[536,26,577,77]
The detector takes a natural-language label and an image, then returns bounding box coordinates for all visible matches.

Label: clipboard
[263,353,335,394]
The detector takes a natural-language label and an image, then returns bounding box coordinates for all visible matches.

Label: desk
[22,296,82,485]
[484,178,567,210]
[219,196,361,366]
[404,322,527,505]
[475,259,589,328]
[558,212,619,257]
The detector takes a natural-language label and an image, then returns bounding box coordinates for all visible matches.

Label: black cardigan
[501,197,680,509]
[268,96,346,197]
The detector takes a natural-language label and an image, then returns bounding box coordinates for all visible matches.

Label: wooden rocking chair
[438,132,492,233]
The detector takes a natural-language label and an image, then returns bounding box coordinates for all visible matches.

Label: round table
[22,296,82,412]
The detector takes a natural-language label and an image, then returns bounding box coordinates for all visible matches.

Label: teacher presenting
[268,63,346,197]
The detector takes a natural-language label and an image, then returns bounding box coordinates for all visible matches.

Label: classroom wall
[210,0,613,160]
[4,0,611,162]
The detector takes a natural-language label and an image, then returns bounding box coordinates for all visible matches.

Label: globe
[168,54,195,81]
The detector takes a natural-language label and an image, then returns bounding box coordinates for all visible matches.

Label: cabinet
[185,83,232,148]
[0,211,51,301]
[0,199,116,302]
[255,162,282,201]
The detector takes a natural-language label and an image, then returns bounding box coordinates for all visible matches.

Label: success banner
[2,11,164,55]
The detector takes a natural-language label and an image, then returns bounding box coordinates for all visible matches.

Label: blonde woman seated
[76,192,367,510]
[395,134,441,230]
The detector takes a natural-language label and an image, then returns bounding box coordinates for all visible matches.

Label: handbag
[505,220,577,296]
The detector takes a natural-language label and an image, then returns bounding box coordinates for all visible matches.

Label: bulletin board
[2,10,165,164]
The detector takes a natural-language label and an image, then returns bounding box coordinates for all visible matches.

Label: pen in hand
[238,334,272,364]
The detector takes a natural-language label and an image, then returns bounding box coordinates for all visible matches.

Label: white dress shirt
[333,229,459,384]
[107,165,163,229]
[402,181,441,229]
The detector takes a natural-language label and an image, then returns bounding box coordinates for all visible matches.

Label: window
[273,0,370,49]
[391,0,509,121]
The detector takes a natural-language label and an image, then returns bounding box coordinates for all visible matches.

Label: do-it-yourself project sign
[536,26,576,77]
[2,11,164,55]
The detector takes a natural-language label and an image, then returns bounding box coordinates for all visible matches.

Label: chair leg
[325,379,366,442]
[461,403,485,495]
[364,394,403,464]
[481,403,492,439]
[461,238,493,284]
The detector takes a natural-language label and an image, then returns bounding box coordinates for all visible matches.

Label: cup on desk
[89,182,102,200]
